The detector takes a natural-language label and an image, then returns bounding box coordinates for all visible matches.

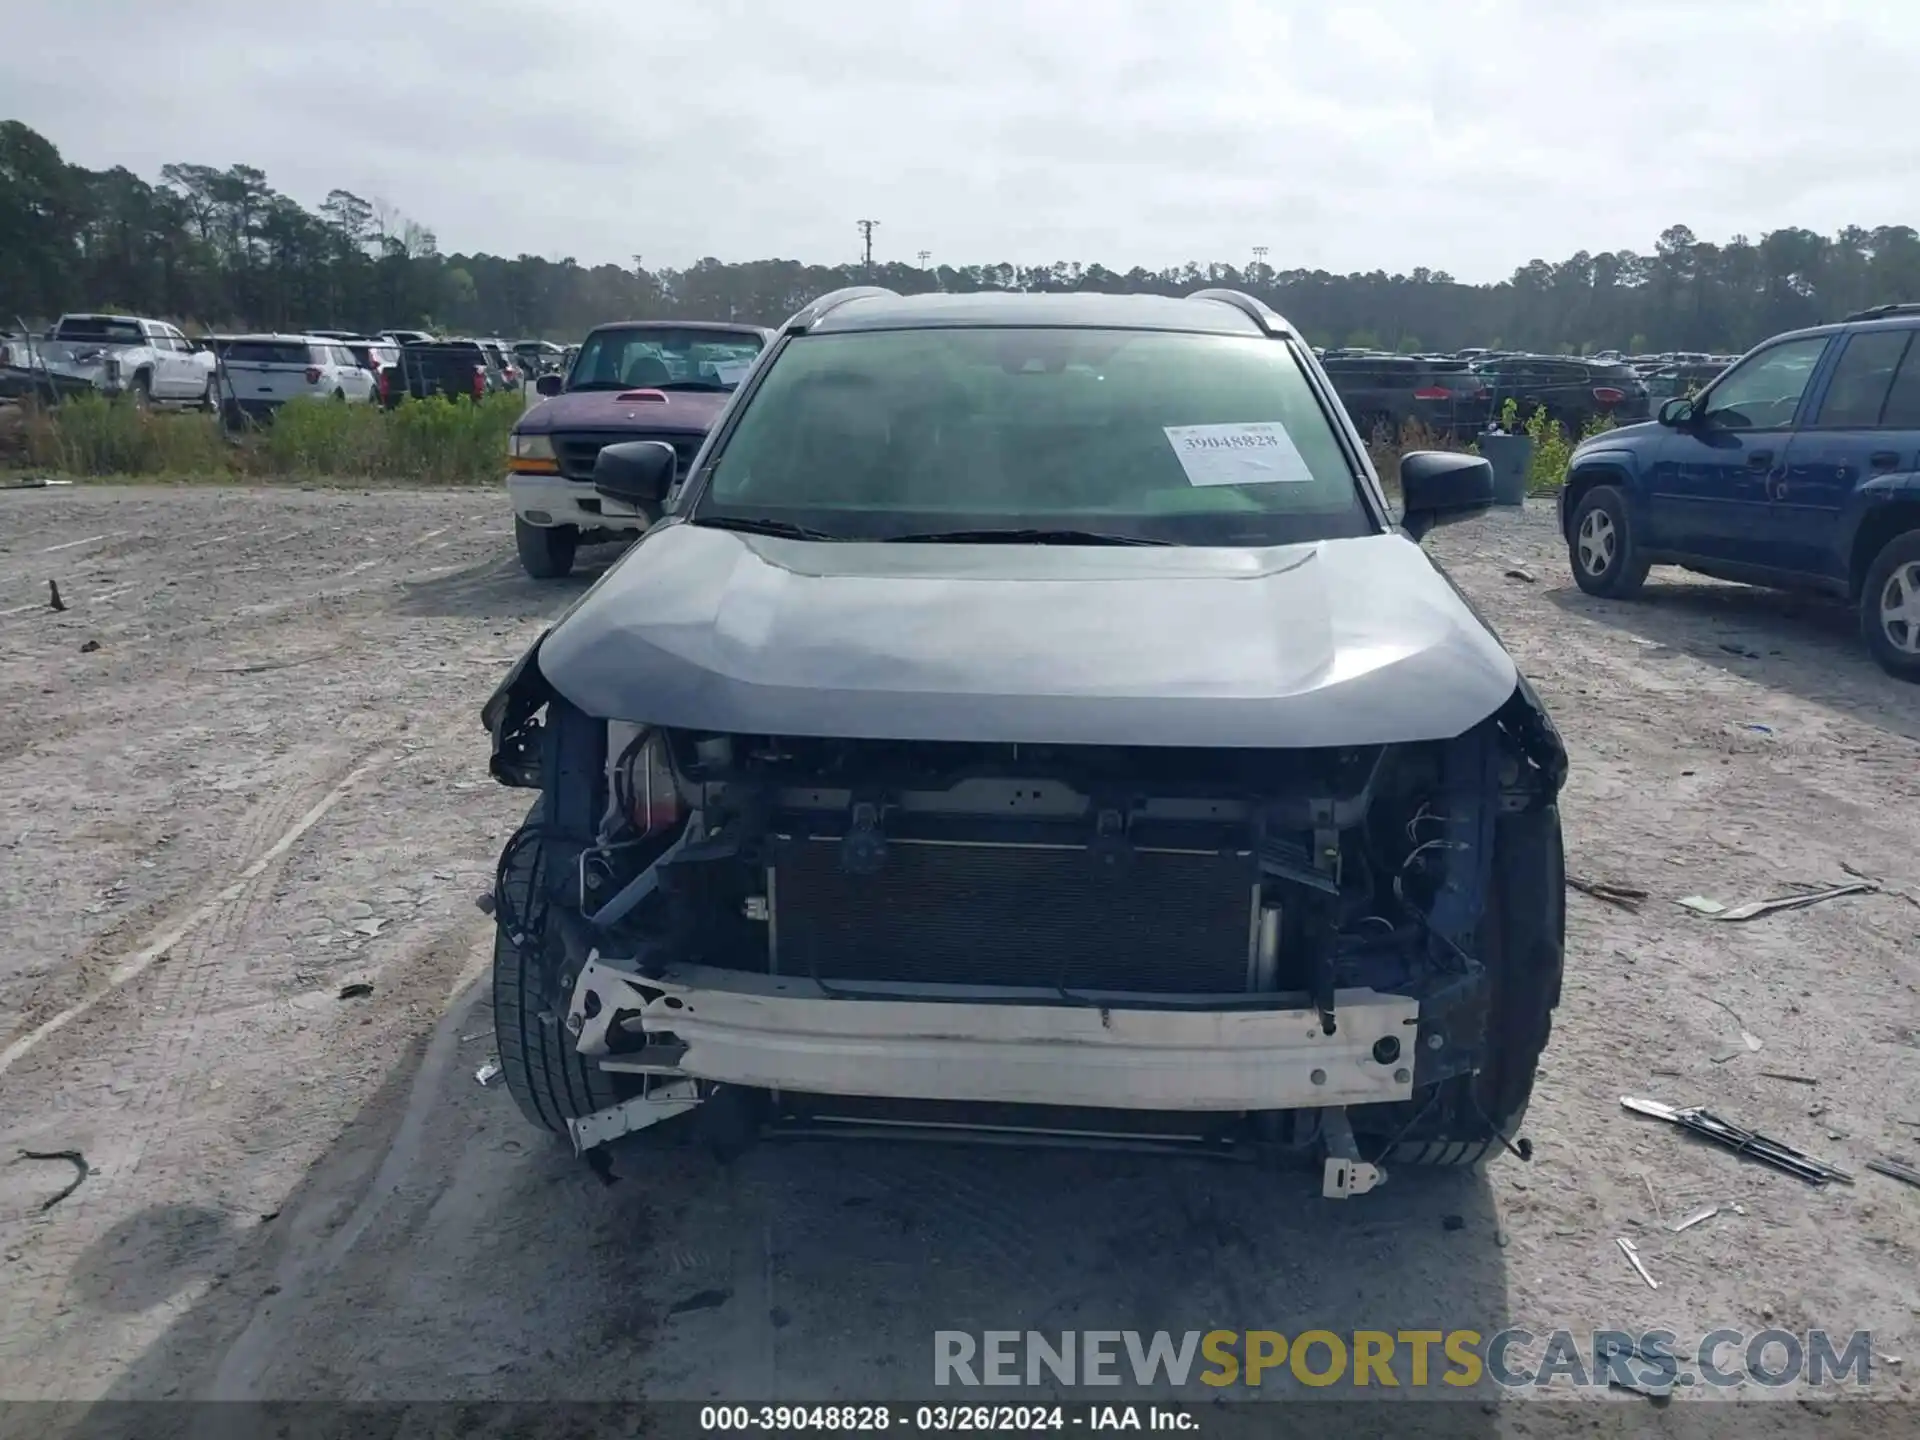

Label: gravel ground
[1,486,1917,1430]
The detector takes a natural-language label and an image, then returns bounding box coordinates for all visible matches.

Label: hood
[1579,419,1662,450]
[536,525,1519,748]
[516,388,731,434]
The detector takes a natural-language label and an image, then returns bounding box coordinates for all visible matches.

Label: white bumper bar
[506,473,648,532]
[571,962,1419,1112]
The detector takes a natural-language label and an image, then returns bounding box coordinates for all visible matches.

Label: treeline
[7,118,1920,353]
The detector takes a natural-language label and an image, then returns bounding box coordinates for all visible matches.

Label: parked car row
[2,312,586,422]
[1314,349,1651,441]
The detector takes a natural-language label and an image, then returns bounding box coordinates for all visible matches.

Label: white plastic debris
[475,1061,501,1087]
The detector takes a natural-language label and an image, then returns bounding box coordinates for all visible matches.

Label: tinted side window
[1700,336,1832,430]
[1879,340,1920,429]
[1816,330,1912,427]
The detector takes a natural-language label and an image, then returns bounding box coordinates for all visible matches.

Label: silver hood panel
[536,522,1518,747]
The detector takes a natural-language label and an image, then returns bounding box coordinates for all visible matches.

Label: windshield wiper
[884,527,1173,547]
[692,515,842,541]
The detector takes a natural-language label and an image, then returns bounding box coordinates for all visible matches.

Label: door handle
[1746,451,1773,470]
[1870,451,1900,470]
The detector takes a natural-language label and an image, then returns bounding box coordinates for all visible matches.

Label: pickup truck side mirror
[1657,396,1694,427]
[535,372,563,397]
[593,440,677,509]
[1399,451,1495,541]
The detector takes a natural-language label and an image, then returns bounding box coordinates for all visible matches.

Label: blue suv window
[1815,330,1912,427]
[1699,335,1830,430]
[1877,336,1920,429]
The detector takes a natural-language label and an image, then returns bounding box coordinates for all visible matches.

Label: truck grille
[553,430,703,482]
[770,839,1255,994]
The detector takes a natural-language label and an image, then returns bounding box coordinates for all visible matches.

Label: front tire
[493,801,624,1135]
[1861,528,1920,682]
[515,517,577,579]
[1568,484,1649,598]
[1375,802,1565,1168]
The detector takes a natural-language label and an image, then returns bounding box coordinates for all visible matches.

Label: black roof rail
[1844,302,1920,322]
[784,286,901,334]
[1186,288,1294,337]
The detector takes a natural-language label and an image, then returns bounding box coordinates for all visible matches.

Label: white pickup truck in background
[3,314,217,408]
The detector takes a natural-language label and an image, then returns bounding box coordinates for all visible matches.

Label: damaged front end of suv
[479,287,1569,1196]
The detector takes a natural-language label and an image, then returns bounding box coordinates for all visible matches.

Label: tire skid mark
[0,743,399,1081]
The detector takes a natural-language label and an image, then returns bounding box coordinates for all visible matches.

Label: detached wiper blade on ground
[691,515,843,541]
[884,528,1173,547]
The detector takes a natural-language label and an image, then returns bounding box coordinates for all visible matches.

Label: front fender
[1560,444,1649,537]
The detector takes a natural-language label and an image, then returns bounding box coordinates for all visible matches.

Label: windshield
[570,327,765,392]
[692,327,1371,546]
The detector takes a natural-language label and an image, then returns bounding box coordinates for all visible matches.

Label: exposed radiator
[769,838,1257,994]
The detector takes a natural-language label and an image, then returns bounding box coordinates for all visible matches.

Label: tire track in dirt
[0,741,399,1077]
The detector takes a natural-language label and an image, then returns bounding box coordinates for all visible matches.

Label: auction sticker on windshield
[1163,423,1315,487]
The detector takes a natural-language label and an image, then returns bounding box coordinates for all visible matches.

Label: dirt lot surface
[2,486,1917,1430]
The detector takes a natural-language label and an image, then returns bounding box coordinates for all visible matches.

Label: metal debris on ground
[1568,875,1649,911]
[474,892,496,916]
[1843,860,1920,911]
[1680,882,1875,922]
[78,639,99,653]
[1759,1071,1819,1086]
[475,1061,501,1087]
[1672,1205,1719,1233]
[336,981,374,1000]
[1503,565,1537,583]
[1621,1096,1853,1186]
[351,917,387,937]
[47,579,65,612]
[15,1148,88,1211]
[1743,724,1774,735]
[1616,1236,1659,1290]
[1866,1158,1920,1190]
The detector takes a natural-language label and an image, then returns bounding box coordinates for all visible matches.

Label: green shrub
[1520,407,1617,496]
[11,390,523,483]
[21,394,229,477]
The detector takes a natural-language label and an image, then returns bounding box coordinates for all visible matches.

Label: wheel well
[1849,503,1920,602]
[1560,464,1627,540]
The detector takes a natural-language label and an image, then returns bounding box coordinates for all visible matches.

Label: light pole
[857,219,880,274]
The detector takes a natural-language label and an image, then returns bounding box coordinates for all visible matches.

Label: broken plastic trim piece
[567,1078,703,1153]
[1320,1106,1383,1198]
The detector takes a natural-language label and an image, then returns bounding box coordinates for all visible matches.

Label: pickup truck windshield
[570,327,765,393]
[55,318,145,344]
[695,327,1372,547]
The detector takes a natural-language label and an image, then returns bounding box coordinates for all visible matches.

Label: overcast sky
[6,0,1916,283]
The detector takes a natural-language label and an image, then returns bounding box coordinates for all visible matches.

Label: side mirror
[593,439,677,509]
[1399,451,1495,541]
[535,372,563,397]
[1657,396,1694,427]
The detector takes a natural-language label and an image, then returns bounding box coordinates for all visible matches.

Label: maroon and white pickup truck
[505,320,771,578]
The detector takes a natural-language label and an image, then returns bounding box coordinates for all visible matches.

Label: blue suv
[1559,304,1920,681]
